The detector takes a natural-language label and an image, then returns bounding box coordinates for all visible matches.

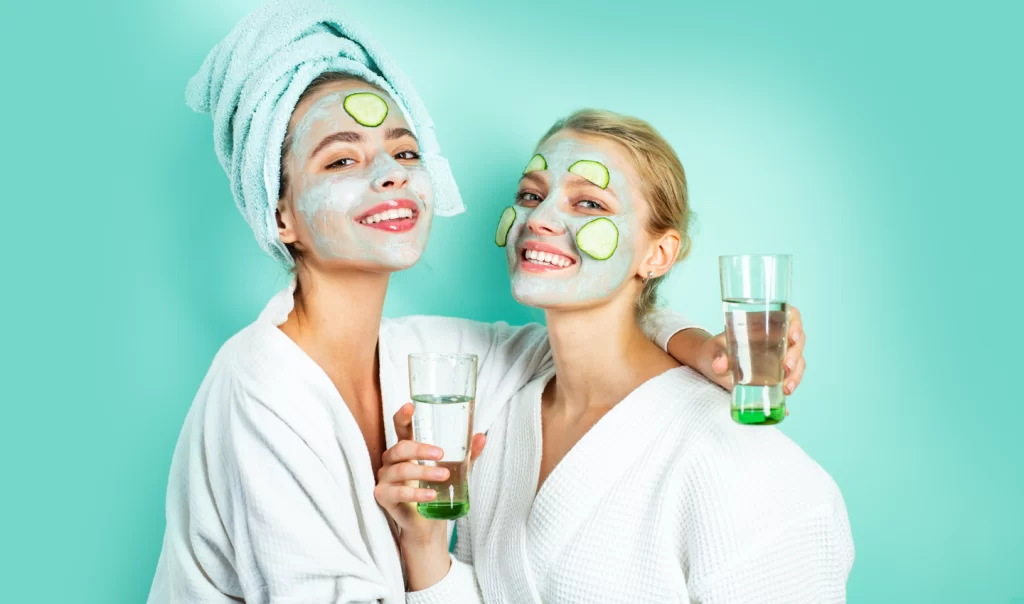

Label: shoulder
[657,370,844,511]
[195,321,336,436]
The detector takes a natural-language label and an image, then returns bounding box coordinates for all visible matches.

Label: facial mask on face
[503,138,639,306]
[503,153,619,257]
[288,90,434,269]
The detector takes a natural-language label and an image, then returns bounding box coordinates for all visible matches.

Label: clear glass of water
[408,352,477,520]
[719,255,792,425]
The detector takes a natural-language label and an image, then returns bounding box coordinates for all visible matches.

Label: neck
[281,264,390,404]
[543,291,676,414]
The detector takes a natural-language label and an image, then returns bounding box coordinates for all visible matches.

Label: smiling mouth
[520,248,577,272]
[356,200,419,233]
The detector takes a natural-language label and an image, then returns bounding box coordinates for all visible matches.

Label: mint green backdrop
[2,1,1020,602]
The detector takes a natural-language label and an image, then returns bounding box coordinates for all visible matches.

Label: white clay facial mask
[285,84,434,270]
[502,134,643,307]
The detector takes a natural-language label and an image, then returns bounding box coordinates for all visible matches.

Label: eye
[516,190,542,207]
[574,199,606,211]
[326,157,356,170]
[395,150,420,161]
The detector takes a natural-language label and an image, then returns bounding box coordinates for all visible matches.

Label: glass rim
[408,352,479,363]
[718,253,793,261]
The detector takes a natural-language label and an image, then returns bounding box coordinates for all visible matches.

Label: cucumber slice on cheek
[575,217,618,260]
[495,206,517,247]
[523,154,547,174]
[568,160,610,189]
[343,92,389,127]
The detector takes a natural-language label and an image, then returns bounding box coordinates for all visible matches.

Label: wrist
[400,525,452,592]
[399,522,447,550]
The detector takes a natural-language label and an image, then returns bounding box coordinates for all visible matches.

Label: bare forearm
[400,530,452,592]
[667,328,712,367]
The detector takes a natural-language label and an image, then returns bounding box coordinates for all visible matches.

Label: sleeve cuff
[406,556,481,604]
[642,308,704,351]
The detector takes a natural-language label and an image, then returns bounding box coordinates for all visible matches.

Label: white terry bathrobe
[147,282,694,604]
[407,367,855,604]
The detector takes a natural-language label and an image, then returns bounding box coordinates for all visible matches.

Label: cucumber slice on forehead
[495,206,517,247]
[568,160,610,189]
[343,92,389,127]
[575,217,618,260]
[523,154,547,174]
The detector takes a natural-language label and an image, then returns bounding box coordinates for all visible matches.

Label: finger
[784,356,806,395]
[379,461,449,485]
[788,305,802,327]
[469,433,487,463]
[711,353,730,375]
[382,439,443,465]
[393,403,415,441]
[785,326,805,375]
[374,484,437,508]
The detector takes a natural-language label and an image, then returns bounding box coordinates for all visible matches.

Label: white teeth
[524,249,573,267]
[360,208,414,224]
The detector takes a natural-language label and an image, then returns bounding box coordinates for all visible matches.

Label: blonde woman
[376,110,851,604]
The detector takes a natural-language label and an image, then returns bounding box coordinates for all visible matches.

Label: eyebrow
[386,127,417,141]
[565,171,618,192]
[310,131,363,159]
[519,171,546,186]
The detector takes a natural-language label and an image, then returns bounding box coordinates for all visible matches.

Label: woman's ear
[639,229,682,280]
[277,200,298,245]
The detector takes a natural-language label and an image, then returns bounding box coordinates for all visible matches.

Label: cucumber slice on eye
[495,206,517,247]
[523,154,547,174]
[343,92,389,127]
[568,160,610,189]
[575,217,618,260]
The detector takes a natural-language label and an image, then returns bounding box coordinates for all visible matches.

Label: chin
[510,273,618,310]
[510,278,567,309]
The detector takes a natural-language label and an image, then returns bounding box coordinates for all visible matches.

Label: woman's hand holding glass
[374,404,486,589]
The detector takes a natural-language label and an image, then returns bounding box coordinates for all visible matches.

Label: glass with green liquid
[408,352,477,520]
[719,255,792,426]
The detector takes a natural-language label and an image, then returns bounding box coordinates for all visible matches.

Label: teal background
[1,0,1021,601]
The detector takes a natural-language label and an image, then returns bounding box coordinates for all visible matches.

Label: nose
[370,155,410,192]
[526,200,566,237]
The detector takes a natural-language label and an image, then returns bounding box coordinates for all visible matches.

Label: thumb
[711,351,730,375]
[706,334,729,375]
[469,433,487,464]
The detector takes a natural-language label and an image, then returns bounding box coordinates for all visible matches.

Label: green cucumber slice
[575,217,618,260]
[568,159,610,189]
[495,206,517,247]
[343,92,389,127]
[523,154,547,174]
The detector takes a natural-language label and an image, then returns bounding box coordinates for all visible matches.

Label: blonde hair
[539,109,692,316]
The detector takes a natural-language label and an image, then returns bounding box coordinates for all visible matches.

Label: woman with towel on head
[148,2,812,603]
[375,110,853,604]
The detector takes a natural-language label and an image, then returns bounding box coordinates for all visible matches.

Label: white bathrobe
[147,283,694,604]
[407,367,855,604]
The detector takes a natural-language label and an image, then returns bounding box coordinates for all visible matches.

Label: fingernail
[431,448,444,460]
[419,490,436,501]
[785,359,794,371]
[429,468,449,480]
[786,381,795,393]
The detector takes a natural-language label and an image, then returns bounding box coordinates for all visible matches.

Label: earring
[642,270,653,285]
